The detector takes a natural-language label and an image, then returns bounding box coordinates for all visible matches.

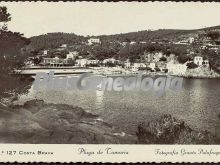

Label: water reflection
[95,90,104,111]
[16,78,220,137]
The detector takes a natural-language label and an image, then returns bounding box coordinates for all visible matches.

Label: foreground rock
[0,100,136,144]
[0,100,217,144]
[136,114,216,144]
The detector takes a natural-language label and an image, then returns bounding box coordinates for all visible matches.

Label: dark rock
[0,99,136,144]
[1,99,215,144]
[23,99,45,113]
[136,114,216,144]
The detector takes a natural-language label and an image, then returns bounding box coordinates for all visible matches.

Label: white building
[167,53,176,62]
[87,59,99,65]
[43,57,72,67]
[66,51,78,60]
[103,58,118,64]
[88,38,101,45]
[132,63,146,71]
[124,61,131,69]
[149,63,156,70]
[177,40,189,45]
[130,41,136,45]
[201,45,207,50]
[166,61,187,75]
[189,37,195,44]
[194,56,203,66]
[43,50,48,56]
[76,59,88,67]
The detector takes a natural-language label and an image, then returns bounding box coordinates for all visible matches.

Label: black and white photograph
[0,2,220,146]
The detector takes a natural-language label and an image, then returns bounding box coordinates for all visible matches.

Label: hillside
[28,25,220,51]
[27,32,86,50]
[99,25,220,42]
[28,29,195,50]
[99,29,196,42]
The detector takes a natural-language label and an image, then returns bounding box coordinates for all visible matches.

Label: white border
[0,144,220,163]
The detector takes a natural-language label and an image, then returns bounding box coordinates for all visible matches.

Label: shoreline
[14,66,220,79]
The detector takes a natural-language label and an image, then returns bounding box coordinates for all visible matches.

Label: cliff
[136,114,217,144]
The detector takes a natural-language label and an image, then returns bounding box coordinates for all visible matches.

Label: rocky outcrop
[184,67,220,78]
[0,100,136,144]
[136,114,216,144]
[0,100,217,144]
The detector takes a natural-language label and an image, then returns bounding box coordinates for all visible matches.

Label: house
[201,45,207,49]
[66,51,78,60]
[178,40,189,45]
[88,38,101,45]
[149,63,156,70]
[87,59,100,65]
[130,41,136,45]
[124,61,131,69]
[76,59,88,67]
[167,54,177,62]
[166,61,187,75]
[193,56,203,66]
[188,37,195,44]
[132,63,146,71]
[42,57,73,67]
[175,37,195,45]
[103,58,118,64]
[43,50,48,56]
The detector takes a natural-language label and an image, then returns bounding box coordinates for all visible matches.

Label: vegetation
[159,56,167,61]
[28,33,85,50]
[99,29,196,43]
[0,6,30,97]
[22,20,220,74]
[207,31,220,40]
[187,62,198,69]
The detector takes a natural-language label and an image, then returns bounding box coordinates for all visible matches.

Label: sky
[0,2,220,37]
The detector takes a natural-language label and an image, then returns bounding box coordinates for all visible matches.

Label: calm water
[17,77,220,137]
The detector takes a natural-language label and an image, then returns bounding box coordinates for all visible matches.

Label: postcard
[0,1,220,163]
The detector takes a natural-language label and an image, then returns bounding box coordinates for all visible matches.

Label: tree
[155,67,161,72]
[0,6,11,30]
[207,31,220,40]
[0,6,30,95]
[0,6,11,22]
[159,56,167,61]
[187,62,198,69]
[177,55,190,64]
